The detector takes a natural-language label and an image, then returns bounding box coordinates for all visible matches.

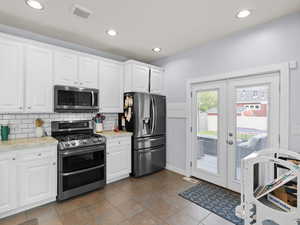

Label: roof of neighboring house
[237,88,268,103]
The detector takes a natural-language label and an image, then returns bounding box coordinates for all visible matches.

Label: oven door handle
[60,146,105,156]
[62,164,105,176]
[92,90,95,107]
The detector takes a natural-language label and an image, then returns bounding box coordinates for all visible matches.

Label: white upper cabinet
[99,60,124,112]
[132,64,149,92]
[25,46,53,113]
[150,68,164,94]
[78,56,98,89]
[54,51,98,88]
[0,38,24,113]
[124,61,149,93]
[124,60,164,94]
[54,51,78,86]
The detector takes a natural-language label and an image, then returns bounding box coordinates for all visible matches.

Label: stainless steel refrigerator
[120,92,166,177]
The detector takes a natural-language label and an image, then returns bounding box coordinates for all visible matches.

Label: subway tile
[16,134,28,139]
[3,115,16,120]
[0,113,118,140]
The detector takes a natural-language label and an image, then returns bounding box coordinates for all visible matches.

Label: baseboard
[107,173,130,184]
[0,197,56,219]
[166,163,187,176]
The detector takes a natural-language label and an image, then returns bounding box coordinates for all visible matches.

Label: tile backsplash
[0,113,118,140]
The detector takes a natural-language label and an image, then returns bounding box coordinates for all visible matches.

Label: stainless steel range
[51,120,106,201]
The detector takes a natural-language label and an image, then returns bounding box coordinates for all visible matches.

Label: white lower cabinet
[106,137,131,183]
[18,157,56,207]
[0,153,17,214]
[0,145,57,219]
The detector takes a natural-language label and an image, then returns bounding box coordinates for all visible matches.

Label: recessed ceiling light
[236,10,251,19]
[106,29,118,37]
[152,47,161,53]
[25,0,44,10]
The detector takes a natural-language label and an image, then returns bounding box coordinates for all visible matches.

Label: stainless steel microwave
[54,85,99,113]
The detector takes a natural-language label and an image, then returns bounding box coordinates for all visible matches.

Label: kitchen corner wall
[0,113,118,140]
[153,12,300,174]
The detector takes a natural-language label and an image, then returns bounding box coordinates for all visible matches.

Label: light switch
[289,61,297,69]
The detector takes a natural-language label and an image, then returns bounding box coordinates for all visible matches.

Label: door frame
[186,62,291,180]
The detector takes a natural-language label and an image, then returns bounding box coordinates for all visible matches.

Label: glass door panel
[197,90,219,174]
[192,81,227,188]
[235,85,269,180]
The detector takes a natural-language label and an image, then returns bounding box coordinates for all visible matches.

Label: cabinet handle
[74,81,78,84]
[28,106,31,109]
[107,152,110,155]
[19,106,23,109]
[12,158,16,161]
[80,82,83,85]
[53,162,56,166]
[38,153,42,156]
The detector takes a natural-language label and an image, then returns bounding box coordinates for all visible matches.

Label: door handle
[151,97,155,134]
[91,91,95,107]
[226,140,234,145]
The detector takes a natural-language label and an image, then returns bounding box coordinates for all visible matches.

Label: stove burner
[54,134,105,150]
[56,134,96,142]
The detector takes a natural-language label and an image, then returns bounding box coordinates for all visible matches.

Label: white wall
[154,12,300,172]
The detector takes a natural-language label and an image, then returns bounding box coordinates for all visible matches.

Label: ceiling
[0,0,300,62]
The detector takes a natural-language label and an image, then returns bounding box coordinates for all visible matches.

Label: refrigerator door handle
[151,96,155,134]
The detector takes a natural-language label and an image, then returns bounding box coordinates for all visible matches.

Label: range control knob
[64,143,70,148]
[93,138,100,143]
[71,141,76,146]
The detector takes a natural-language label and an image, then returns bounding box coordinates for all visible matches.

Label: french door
[191,73,280,192]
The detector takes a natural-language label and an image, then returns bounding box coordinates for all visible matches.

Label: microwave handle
[92,91,95,106]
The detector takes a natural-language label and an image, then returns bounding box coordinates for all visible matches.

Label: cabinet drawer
[18,147,56,161]
[107,145,131,154]
[107,137,131,148]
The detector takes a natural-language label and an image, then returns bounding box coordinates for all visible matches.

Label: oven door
[58,145,106,200]
[54,85,99,112]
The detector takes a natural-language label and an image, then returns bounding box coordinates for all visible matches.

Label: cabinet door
[54,51,78,86]
[132,64,149,92]
[150,68,164,94]
[99,61,124,112]
[0,153,16,214]
[18,157,56,207]
[25,46,53,113]
[0,38,24,113]
[78,56,98,88]
[107,150,130,181]
[107,140,131,182]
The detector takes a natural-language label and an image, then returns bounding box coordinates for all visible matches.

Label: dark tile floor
[0,170,234,225]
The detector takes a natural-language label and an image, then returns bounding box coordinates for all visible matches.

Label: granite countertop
[0,136,58,151]
[98,131,133,139]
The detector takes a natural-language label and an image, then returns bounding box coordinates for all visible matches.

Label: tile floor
[0,170,234,225]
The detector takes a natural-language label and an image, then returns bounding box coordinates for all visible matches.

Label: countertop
[98,131,133,139]
[0,136,58,151]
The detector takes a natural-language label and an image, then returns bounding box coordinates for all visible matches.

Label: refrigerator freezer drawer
[132,146,166,177]
[133,135,166,150]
